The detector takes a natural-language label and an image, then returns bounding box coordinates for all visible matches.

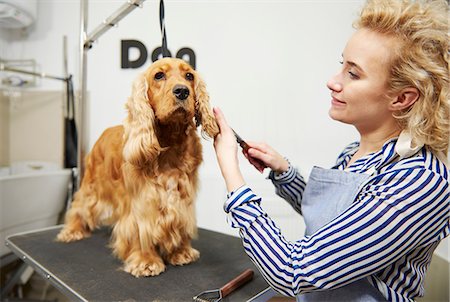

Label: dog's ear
[194,72,219,139]
[123,73,162,167]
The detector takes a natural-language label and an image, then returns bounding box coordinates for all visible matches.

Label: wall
[0,0,448,299]
[0,0,364,238]
[0,90,65,166]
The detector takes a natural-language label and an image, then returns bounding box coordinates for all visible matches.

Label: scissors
[232,129,266,169]
[232,129,250,151]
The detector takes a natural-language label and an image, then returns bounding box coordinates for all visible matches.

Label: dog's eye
[154,72,165,80]
[185,73,194,81]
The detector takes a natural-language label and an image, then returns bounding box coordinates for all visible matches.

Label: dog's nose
[173,85,190,100]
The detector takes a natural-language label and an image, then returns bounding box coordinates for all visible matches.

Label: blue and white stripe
[223,139,449,301]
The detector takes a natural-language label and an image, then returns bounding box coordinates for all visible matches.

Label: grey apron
[297,166,387,301]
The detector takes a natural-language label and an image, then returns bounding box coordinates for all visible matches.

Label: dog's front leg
[165,237,200,266]
[122,248,166,277]
[111,217,166,277]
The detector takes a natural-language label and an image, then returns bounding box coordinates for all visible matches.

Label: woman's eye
[185,72,194,81]
[348,71,360,80]
[154,72,165,80]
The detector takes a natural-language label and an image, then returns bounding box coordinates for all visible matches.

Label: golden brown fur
[56,58,219,277]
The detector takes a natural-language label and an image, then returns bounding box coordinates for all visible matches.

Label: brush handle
[220,269,254,298]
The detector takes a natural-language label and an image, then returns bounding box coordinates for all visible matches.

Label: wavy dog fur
[57,58,219,277]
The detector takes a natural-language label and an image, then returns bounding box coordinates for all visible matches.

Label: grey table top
[6,226,269,302]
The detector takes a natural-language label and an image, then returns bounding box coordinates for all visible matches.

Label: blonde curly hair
[355,0,449,156]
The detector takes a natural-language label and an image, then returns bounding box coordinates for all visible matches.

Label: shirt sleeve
[268,164,307,214]
[223,167,450,297]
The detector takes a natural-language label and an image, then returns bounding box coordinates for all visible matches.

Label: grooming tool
[232,129,250,151]
[232,129,266,168]
[192,269,254,302]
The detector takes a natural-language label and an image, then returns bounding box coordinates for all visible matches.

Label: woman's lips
[331,97,346,106]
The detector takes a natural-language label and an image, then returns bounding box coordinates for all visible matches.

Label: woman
[213,0,449,301]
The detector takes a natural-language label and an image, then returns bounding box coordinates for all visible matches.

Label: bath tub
[0,162,72,257]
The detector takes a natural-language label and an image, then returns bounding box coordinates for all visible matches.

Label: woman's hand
[213,107,245,192]
[243,142,289,174]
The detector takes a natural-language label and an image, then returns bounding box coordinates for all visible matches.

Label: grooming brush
[192,269,254,302]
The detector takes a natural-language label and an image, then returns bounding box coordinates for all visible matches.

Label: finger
[247,147,265,162]
[245,141,268,153]
[213,107,229,132]
[248,157,265,173]
[243,150,266,173]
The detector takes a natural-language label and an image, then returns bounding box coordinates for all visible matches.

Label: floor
[1,260,69,302]
[21,272,70,302]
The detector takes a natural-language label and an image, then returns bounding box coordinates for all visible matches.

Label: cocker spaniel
[56,58,219,277]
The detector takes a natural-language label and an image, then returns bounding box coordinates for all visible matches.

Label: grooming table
[5,226,270,301]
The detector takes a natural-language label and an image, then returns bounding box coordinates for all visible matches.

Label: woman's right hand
[213,107,246,192]
[243,142,289,174]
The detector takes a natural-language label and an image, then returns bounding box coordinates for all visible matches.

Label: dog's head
[123,58,219,166]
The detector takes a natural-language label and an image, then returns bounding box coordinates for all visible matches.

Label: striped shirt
[224,139,449,302]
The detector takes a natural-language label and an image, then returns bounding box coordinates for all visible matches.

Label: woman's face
[327,28,397,132]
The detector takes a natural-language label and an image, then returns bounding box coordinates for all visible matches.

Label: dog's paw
[123,260,166,277]
[56,229,90,242]
[167,247,200,266]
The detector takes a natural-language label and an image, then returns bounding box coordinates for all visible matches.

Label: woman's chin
[328,109,341,121]
[328,110,351,125]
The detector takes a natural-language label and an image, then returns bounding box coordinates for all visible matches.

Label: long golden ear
[123,73,162,167]
[194,72,219,139]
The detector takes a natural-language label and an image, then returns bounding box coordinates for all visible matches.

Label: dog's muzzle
[173,85,190,101]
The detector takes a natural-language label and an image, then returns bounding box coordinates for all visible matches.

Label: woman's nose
[326,73,343,92]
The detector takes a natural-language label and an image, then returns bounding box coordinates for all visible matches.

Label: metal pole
[0,64,67,82]
[85,0,146,48]
[77,0,88,189]
[76,0,146,189]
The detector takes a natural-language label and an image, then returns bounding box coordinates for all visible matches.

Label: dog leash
[159,0,170,57]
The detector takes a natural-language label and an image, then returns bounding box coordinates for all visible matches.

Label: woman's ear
[194,72,219,139]
[390,87,420,111]
[123,73,162,167]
